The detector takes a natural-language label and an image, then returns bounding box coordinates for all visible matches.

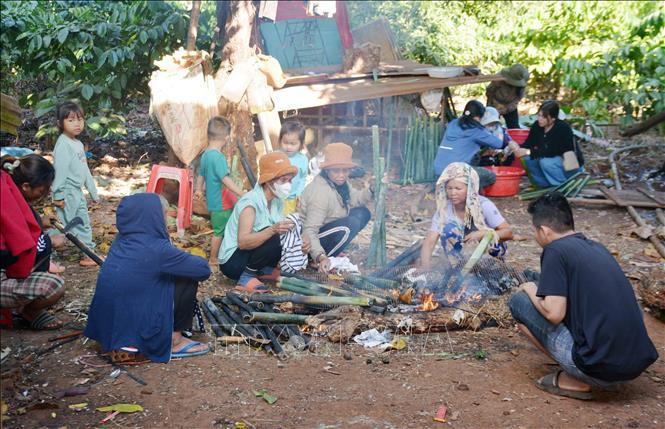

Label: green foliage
[347,1,665,124]
[1,0,187,138]
[556,8,665,125]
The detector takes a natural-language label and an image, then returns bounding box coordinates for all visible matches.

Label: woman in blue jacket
[84,193,212,362]
[433,100,511,189]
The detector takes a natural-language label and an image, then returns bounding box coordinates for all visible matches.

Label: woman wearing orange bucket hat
[219,152,301,292]
[299,143,374,273]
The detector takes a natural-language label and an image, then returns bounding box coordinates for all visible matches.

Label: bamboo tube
[249,312,310,324]
[283,276,355,297]
[276,280,321,296]
[258,325,285,356]
[372,125,381,193]
[386,97,394,173]
[287,276,390,305]
[246,294,373,306]
[368,160,386,266]
[461,231,494,276]
[227,293,256,315]
[344,274,400,290]
[201,299,225,337]
[570,175,591,198]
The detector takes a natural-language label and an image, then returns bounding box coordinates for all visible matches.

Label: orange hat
[258,151,297,184]
[319,143,358,169]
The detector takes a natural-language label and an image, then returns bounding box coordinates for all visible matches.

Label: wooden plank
[273,73,504,112]
[598,186,665,208]
[284,61,476,86]
[599,185,624,205]
[637,186,665,206]
[567,197,663,208]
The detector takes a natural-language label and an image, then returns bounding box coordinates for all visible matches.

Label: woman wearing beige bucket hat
[299,143,374,273]
[219,151,304,292]
[486,63,530,129]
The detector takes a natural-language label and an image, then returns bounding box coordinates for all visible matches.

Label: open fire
[418,292,439,311]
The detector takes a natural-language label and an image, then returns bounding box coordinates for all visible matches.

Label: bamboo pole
[246,294,373,306]
[201,299,225,337]
[248,312,310,324]
[275,280,321,296]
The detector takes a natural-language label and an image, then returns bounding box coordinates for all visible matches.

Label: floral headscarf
[435,162,489,232]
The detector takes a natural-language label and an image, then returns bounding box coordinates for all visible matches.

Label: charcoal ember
[497,276,519,293]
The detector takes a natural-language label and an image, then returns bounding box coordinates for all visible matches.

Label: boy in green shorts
[195,117,244,269]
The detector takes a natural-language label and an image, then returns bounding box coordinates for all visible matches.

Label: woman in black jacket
[514,101,583,188]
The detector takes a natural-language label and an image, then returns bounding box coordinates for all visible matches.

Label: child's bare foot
[79,257,98,267]
[49,261,66,274]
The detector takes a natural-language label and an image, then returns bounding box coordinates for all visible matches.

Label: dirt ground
[1,134,664,428]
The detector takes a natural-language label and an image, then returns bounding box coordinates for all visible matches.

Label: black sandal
[536,370,593,400]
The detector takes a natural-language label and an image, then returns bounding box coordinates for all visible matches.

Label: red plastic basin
[483,166,525,197]
[507,128,530,144]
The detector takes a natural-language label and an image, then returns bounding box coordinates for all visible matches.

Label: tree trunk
[621,110,665,137]
[214,0,259,184]
[186,1,202,51]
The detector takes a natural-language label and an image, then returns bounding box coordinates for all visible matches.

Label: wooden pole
[186,1,202,51]
[610,144,665,258]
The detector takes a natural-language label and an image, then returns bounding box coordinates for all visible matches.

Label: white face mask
[271,181,292,199]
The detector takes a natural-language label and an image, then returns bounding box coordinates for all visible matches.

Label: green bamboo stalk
[368,161,384,266]
[386,97,394,173]
[344,274,400,289]
[372,124,381,194]
[461,231,494,276]
[289,275,390,305]
[248,294,372,307]
[570,175,591,198]
[280,276,354,297]
[402,116,412,184]
[276,281,321,296]
[248,312,310,325]
[560,177,582,197]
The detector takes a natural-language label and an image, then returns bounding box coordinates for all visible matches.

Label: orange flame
[419,293,439,311]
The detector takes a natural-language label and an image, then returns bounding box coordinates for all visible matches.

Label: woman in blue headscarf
[84,193,211,362]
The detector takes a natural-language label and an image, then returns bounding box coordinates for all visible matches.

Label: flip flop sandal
[536,370,594,400]
[234,277,269,294]
[29,311,62,331]
[171,341,209,359]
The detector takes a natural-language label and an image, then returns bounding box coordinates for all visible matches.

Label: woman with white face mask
[219,152,303,292]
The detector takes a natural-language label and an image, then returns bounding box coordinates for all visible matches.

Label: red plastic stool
[0,308,13,329]
[146,165,193,237]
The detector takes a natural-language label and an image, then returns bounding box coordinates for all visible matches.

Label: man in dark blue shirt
[508,192,658,400]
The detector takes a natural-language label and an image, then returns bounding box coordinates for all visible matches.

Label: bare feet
[79,257,98,267]
[49,261,66,274]
[551,371,592,392]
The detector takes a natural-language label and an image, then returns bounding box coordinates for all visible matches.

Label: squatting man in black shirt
[508,192,658,400]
